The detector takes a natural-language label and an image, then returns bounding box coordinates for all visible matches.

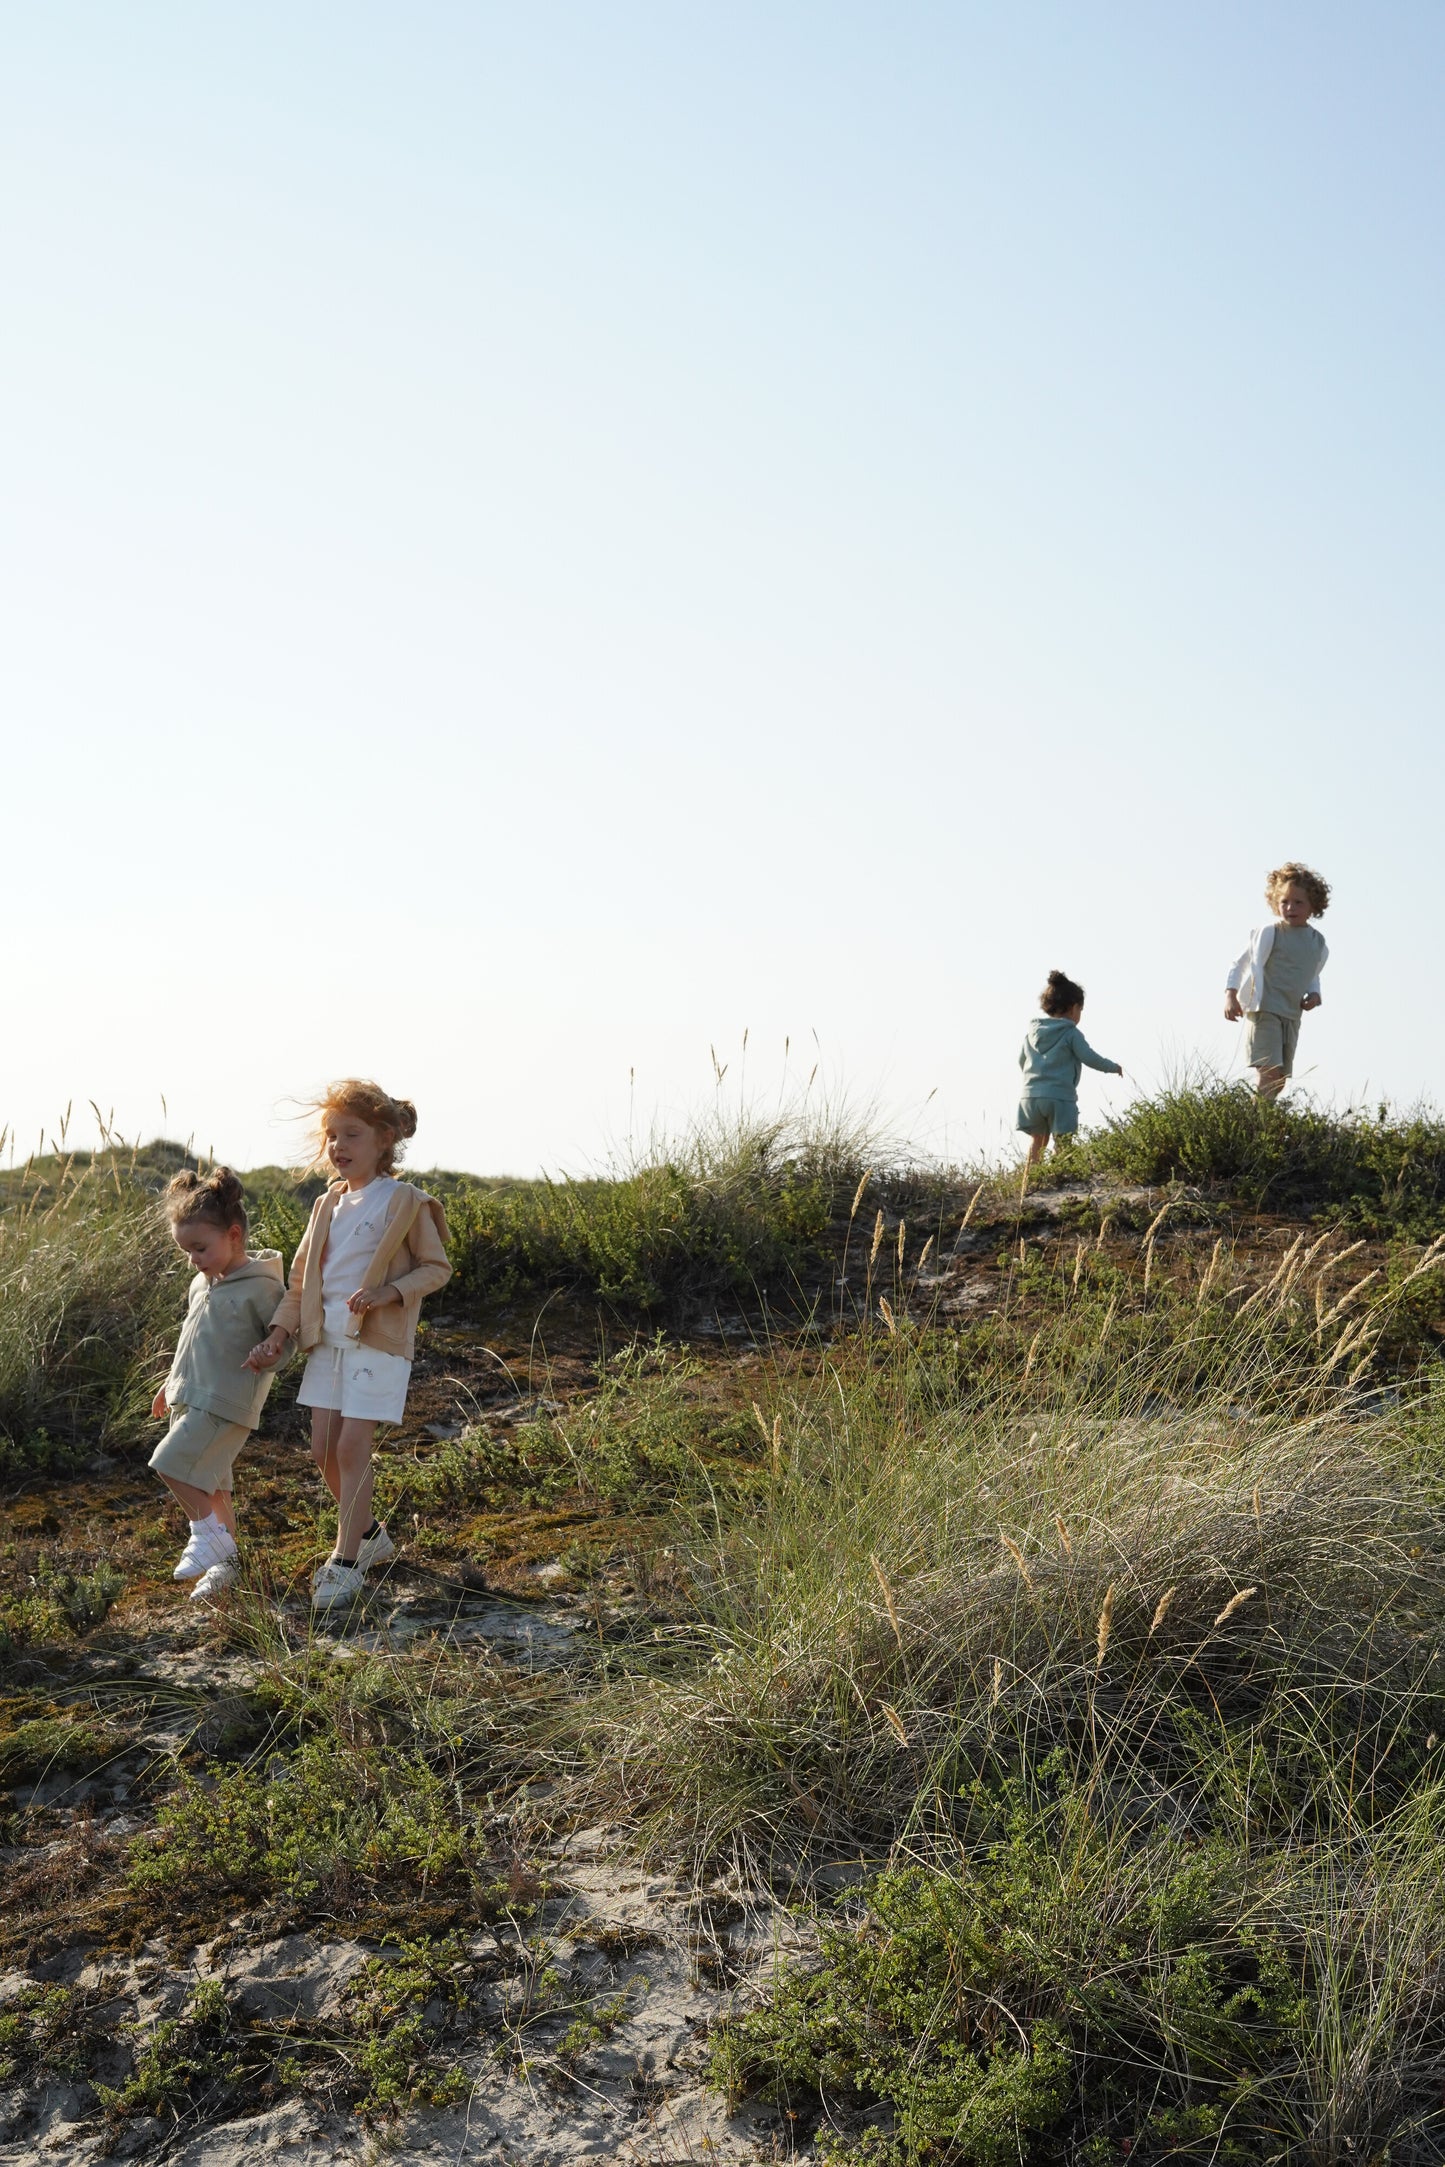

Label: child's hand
[151,1389,168,1422]
[245,1330,289,1372]
[1112,1064,1124,1076]
[1302,992,1322,1011]
[347,1284,401,1315]
[1224,992,1243,1022]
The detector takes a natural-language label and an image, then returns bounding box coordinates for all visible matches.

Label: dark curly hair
[1040,970,1085,1017]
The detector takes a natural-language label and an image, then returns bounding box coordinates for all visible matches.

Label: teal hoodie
[1018,1017,1117,1100]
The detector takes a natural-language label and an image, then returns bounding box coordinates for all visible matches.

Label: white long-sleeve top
[1226,923,1328,1015]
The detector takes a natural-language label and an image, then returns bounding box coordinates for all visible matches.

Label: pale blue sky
[3,4,1441,1172]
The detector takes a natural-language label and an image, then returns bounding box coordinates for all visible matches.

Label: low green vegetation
[441,1107,856,1310]
[0,1710,126,1785]
[569,1244,1445,2158]
[0,1546,126,1651]
[129,1736,479,1908]
[1075,1071,1445,1235]
[378,1336,755,1522]
[9,1084,1445,2158]
[89,1941,477,2129]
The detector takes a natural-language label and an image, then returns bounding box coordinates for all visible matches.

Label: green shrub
[1079,1076,1445,1235]
[0,1711,126,1784]
[0,1552,126,1652]
[438,1108,867,1311]
[336,1936,474,2111]
[0,1980,110,2088]
[715,1805,1377,2165]
[129,1734,478,1908]
[445,1164,830,1310]
[97,1975,240,2122]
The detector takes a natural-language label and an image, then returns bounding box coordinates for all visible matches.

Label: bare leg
[1026,1130,1049,1167]
[160,1474,236,1538]
[310,1408,377,1561]
[1254,1063,1286,1101]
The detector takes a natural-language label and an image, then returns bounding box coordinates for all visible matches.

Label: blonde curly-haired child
[1224,862,1331,1099]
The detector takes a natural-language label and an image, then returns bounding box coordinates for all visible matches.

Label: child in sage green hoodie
[149,1168,286,1601]
[1017,969,1123,1167]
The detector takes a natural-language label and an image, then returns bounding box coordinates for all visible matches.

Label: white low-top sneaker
[189,1559,238,1602]
[311,1560,366,1612]
[356,1525,396,1573]
[172,1522,237,1582]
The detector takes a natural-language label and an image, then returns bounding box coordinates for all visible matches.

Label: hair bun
[393,1098,418,1140]
[164,1163,247,1234]
[1040,969,1085,1017]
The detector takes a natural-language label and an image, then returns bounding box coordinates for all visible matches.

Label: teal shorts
[1017,1094,1078,1139]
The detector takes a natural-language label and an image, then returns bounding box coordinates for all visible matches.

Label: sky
[3,3,1442,1174]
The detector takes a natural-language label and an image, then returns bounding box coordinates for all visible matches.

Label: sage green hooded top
[164,1251,287,1429]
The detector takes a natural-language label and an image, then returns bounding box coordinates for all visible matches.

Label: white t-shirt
[319,1177,397,1343]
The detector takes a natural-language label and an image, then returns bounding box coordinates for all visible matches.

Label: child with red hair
[248,1081,450,1612]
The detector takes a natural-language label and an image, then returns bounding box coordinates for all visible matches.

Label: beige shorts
[149,1406,252,1494]
[1245,1010,1301,1078]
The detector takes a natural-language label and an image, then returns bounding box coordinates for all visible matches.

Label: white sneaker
[172,1521,237,1582]
[189,1559,238,1602]
[356,1525,396,1573]
[311,1559,366,1612]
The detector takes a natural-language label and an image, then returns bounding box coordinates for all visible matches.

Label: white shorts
[297,1340,412,1425]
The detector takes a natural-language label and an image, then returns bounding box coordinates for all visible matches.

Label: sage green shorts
[1244,1011,1301,1078]
[149,1406,252,1494]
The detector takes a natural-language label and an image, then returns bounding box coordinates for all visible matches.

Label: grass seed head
[1148,1586,1177,1635]
[1212,1585,1259,1628]
[880,1702,910,1747]
[1000,1533,1035,1593]
[1095,1582,1116,1667]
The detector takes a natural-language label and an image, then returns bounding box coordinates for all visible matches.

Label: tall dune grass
[0,1147,181,1477]
[565,1303,1445,2159]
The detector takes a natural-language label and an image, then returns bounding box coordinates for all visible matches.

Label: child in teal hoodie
[1017,970,1123,1166]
